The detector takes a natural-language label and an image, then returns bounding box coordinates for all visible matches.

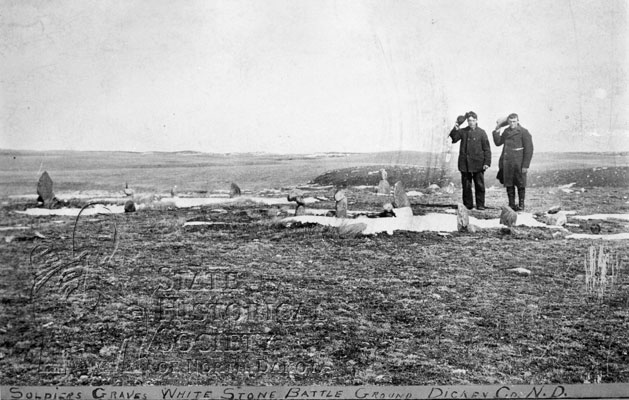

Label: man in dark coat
[449,111,491,210]
[493,113,534,211]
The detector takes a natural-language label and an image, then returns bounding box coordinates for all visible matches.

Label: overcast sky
[1,0,627,153]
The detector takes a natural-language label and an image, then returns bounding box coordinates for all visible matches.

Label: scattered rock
[393,181,410,208]
[427,183,440,192]
[37,171,55,208]
[379,203,396,218]
[456,203,469,232]
[123,182,134,196]
[266,208,280,218]
[589,223,601,234]
[334,189,348,218]
[508,267,531,276]
[170,185,178,197]
[559,182,576,190]
[4,231,46,243]
[500,206,518,227]
[552,231,566,239]
[444,182,455,194]
[468,224,480,233]
[548,205,561,214]
[338,222,367,236]
[500,227,517,235]
[230,183,241,198]
[546,212,567,226]
[124,200,136,213]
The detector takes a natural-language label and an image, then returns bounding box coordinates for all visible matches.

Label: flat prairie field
[1,150,629,386]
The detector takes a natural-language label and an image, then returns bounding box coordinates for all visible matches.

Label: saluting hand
[483,165,489,171]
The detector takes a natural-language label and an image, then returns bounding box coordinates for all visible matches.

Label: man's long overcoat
[493,125,534,187]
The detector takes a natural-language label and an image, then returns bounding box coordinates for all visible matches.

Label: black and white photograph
[1,0,628,398]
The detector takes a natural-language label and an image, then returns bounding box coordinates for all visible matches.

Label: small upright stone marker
[546,212,567,226]
[500,206,518,227]
[230,183,241,198]
[123,182,134,196]
[393,181,410,208]
[124,200,136,213]
[377,169,391,195]
[334,189,348,218]
[37,171,55,208]
[377,180,391,195]
[287,189,306,216]
[456,203,469,232]
[589,223,601,234]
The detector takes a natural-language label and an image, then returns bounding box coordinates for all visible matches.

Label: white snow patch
[14,196,320,217]
[15,204,125,216]
[0,226,30,231]
[282,211,552,235]
[572,214,629,221]
[566,233,629,240]
[406,191,425,197]
[297,185,334,191]
[353,185,377,190]
[57,191,126,200]
[183,221,214,226]
[159,196,318,208]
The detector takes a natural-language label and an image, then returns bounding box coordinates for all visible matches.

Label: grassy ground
[1,151,629,386]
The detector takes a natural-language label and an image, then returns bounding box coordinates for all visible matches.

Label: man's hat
[456,115,467,125]
[496,116,509,128]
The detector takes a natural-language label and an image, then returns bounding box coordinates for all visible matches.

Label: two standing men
[449,112,534,211]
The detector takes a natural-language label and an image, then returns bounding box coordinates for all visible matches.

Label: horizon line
[2,149,628,156]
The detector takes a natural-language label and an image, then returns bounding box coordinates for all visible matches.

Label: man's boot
[518,187,525,211]
[507,186,517,211]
